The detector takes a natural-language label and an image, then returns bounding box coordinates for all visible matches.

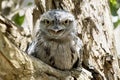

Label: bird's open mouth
[48,29,64,35]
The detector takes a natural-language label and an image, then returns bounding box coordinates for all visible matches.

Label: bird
[27,10,83,70]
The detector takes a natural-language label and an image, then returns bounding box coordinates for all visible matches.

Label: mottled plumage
[27,10,83,70]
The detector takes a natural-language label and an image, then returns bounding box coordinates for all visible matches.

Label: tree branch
[0,14,92,80]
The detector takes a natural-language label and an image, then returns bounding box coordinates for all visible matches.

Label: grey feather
[27,10,83,70]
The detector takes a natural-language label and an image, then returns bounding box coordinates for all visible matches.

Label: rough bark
[0,0,120,80]
[0,14,92,80]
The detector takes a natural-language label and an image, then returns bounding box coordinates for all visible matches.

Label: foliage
[27,2,33,6]
[12,13,25,26]
[109,0,120,28]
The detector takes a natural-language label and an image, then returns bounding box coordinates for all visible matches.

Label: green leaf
[109,0,118,16]
[114,19,120,28]
[12,13,25,26]
[27,2,33,6]
[110,0,117,5]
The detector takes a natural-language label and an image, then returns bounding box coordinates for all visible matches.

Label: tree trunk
[0,0,120,80]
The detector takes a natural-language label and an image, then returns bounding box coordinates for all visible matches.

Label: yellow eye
[63,20,71,25]
[44,19,50,25]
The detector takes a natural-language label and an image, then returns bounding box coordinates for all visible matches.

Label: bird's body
[27,10,83,70]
